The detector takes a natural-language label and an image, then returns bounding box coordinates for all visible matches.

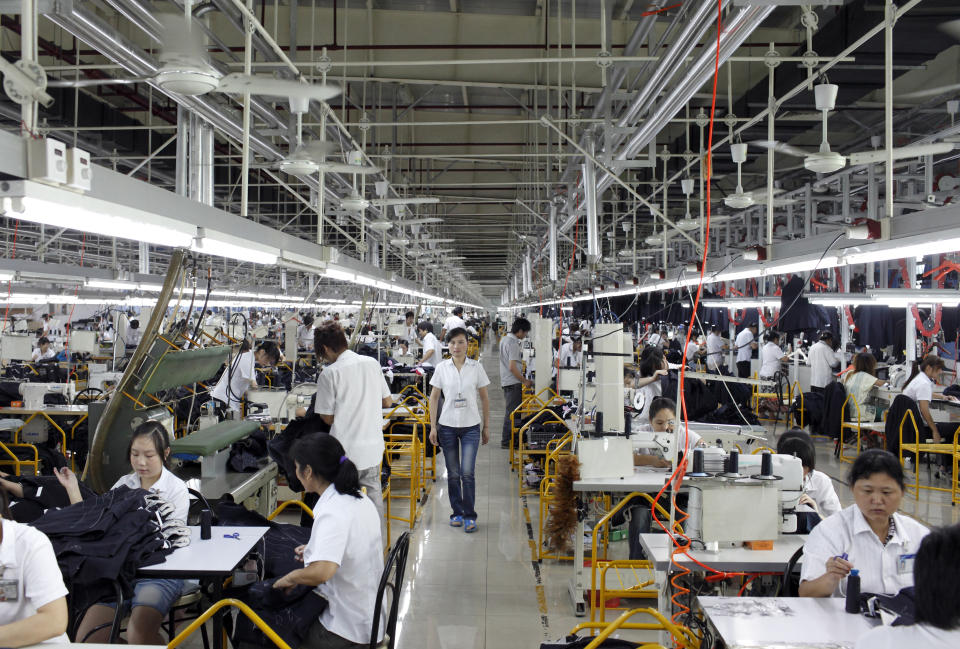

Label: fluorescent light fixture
[0,271,14,282]
[868,289,960,307]
[762,255,840,277]
[86,279,135,291]
[808,294,876,307]
[279,250,326,273]
[324,267,357,282]
[701,297,780,309]
[711,268,763,282]
[191,228,279,266]
[0,181,195,248]
[842,237,960,265]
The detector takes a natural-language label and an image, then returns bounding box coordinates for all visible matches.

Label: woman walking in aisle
[429,327,491,533]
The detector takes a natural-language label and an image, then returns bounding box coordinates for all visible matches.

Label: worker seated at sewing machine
[210,340,281,416]
[31,337,57,363]
[777,429,841,530]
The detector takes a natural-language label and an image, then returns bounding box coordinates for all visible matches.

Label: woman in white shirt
[428,328,491,532]
[799,449,929,598]
[776,429,841,520]
[634,348,669,426]
[759,331,789,379]
[31,336,56,362]
[902,355,952,444]
[273,434,384,649]
[298,314,315,351]
[843,352,886,423]
[59,422,190,644]
[854,523,960,649]
[0,491,69,646]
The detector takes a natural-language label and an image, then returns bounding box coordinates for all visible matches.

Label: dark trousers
[736,361,751,379]
[501,383,523,446]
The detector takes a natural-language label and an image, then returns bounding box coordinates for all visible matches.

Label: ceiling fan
[47,12,340,103]
[752,83,955,173]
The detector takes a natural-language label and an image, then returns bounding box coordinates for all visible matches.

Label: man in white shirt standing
[399,310,418,355]
[441,306,467,341]
[808,331,842,394]
[735,323,758,378]
[499,317,533,448]
[417,322,443,368]
[705,325,729,373]
[313,323,393,519]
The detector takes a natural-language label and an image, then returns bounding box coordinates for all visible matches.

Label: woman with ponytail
[274,435,384,649]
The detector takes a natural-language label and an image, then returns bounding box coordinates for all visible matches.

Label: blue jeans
[437,424,481,520]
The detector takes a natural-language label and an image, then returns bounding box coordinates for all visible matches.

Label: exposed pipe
[548,201,558,282]
[582,132,600,264]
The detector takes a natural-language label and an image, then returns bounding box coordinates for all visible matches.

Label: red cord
[647,0,747,632]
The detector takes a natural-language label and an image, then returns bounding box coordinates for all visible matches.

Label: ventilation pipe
[582,132,601,265]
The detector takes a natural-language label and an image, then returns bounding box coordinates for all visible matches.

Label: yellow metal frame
[267,499,314,521]
[589,493,682,626]
[750,446,775,455]
[509,387,562,471]
[752,373,793,424]
[384,420,426,528]
[899,411,960,504]
[838,393,887,464]
[514,412,570,496]
[570,607,698,649]
[536,434,576,562]
[167,598,290,649]
[0,440,39,476]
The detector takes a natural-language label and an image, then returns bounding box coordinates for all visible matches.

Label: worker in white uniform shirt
[854,523,960,649]
[902,355,955,444]
[0,492,69,646]
[272,434,384,649]
[441,306,467,341]
[799,449,929,598]
[312,323,393,519]
[125,319,142,348]
[428,327,491,532]
[211,340,281,413]
[399,310,418,355]
[297,314,315,351]
[704,325,729,373]
[417,321,443,368]
[777,429,841,520]
[734,323,758,378]
[31,337,56,362]
[557,337,583,370]
[645,326,662,348]
[684,336,704,371]
[758,330,790,379]
[808,331,842,393]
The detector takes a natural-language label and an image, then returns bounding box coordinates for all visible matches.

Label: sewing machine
[88,370,124,392]
[683,451,804,547]
[19,382,76,409]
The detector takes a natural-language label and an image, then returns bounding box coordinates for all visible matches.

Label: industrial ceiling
[1,0,959,307]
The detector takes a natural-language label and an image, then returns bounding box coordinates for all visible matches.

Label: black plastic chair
[779,545,804,596]
[369,531,411,649]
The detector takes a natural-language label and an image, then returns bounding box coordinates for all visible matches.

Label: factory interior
[1,0,960,648]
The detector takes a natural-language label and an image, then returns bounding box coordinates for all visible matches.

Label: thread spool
[752,451,782,481]
[721,450,743,478]
[688,448,710,477]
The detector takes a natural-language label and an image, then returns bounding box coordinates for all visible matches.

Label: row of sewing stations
[503,315,889,648]
[0,255,478,649]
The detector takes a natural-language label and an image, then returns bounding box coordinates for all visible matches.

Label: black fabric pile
[7,474,97,523]
[30,485,180,615]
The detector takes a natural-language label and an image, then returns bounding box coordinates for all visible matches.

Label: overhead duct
[582,133,601,264]
[548,201,558,282]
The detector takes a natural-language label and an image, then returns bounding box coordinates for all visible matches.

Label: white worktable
[139,525,269,578]
[639,533,806,573]
[698,596,879,649]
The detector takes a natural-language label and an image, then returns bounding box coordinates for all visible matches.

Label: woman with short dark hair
[902,355,954,444]
[799,449,929,598]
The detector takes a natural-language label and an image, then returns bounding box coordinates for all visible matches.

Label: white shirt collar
[851,506,906,546]
[0,519,19,568]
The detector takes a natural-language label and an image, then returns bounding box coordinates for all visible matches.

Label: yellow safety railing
[537,434,576,562]
[167,598,290,649]
[589,493,681,626]
[515,414,570,495]
[899,412,960,504]
[267,500,314,521]
[570,607,698,649]
[750,446,775,455]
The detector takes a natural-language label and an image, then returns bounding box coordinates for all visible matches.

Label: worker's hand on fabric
[293,544,305,563]
[798,493,821,515]
[655,368,668,377]
[295,407,307,418]
[272,572,297,593]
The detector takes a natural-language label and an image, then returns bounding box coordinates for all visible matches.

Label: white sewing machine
[88,370,124,392]
[19,382,76,410]
[683,451,804,546]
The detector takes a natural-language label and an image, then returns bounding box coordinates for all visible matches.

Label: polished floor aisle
[392,337,960,649]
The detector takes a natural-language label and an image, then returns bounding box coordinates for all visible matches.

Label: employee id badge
[897,553,916,575]
[453,394,468,409]
[0,579,19,602]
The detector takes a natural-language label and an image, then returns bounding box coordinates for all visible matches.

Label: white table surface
[698,596,878,648]
[138,525,269,577]
[639,533,806,573]
[573,467,674,492]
